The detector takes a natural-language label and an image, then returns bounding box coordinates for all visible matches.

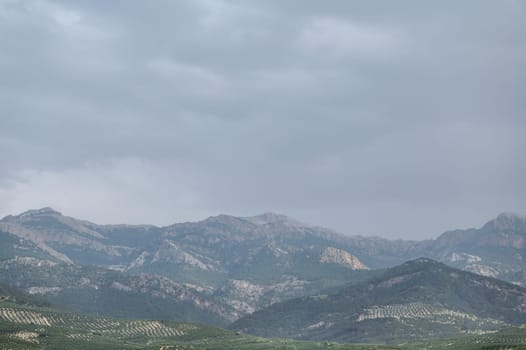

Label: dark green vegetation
[231,259,526,343]
[1,296,526,350]
[0,258,235,326]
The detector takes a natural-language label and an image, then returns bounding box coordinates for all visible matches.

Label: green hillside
[2,298,526,350]
[231,259,526,343]
[0,257,236,326]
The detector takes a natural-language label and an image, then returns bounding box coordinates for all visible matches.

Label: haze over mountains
[1,207,526,334]
[1,1,524,348]
[2,208,526,277]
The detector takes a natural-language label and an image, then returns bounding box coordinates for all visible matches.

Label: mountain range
[1,208,526,336]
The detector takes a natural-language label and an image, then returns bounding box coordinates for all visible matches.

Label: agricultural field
[356,302,506,330]
[1,301,526,349]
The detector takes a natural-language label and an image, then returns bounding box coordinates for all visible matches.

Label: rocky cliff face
[428,212,526,283]
[320,247,368,269]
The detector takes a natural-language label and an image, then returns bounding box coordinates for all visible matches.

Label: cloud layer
[1,0,525,238]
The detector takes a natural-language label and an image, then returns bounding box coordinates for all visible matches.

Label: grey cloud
[0,0,525,238]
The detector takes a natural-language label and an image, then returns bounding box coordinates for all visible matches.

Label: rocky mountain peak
[484,212,526,232]
[390,258,443,274]
[245,212,305,227]
[18,207,62,218]
[202,214,254,227]
[410,257,438,264]
[319,247,368,270]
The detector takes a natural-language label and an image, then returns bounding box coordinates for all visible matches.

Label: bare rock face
[216,277,310,316]
[485,212,526,232]
[464,264,500,278]
[320,247,368,270]
[152,240,218,271]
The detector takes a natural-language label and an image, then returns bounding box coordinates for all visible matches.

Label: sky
[0,0,525,239]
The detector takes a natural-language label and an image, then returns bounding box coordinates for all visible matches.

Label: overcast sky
[0,0,525,239]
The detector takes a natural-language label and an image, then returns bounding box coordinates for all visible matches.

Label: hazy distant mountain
[427,212,526,281]
[230,259,526,343]
[0,207,160,265]
[1,208,526,325]
[2,208,526,279]
[0,208,377,322]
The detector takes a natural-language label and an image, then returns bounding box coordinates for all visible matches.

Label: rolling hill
[1,294,526,350]
[230,258,526,343]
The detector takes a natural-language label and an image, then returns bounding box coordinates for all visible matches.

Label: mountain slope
[429,212,526,281]
[0,208,379,318]
[3,208,526,323]
[2,295,526,350]
[0,207,160,266]
[230,258,526,343]
[0,256,236,326]
[5,208,526,283]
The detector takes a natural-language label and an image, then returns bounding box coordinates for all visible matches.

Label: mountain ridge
[6,206,525,240]
[1,207,526,327]
[230,258,526,343]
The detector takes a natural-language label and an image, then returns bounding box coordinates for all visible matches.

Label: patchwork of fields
[356,302,506,329]
[1,301,526,350]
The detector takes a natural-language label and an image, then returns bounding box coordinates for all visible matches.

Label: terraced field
[356,302,506,327]
[0,304,198,340]
[1,301,526,349]
[0,308,53,326]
